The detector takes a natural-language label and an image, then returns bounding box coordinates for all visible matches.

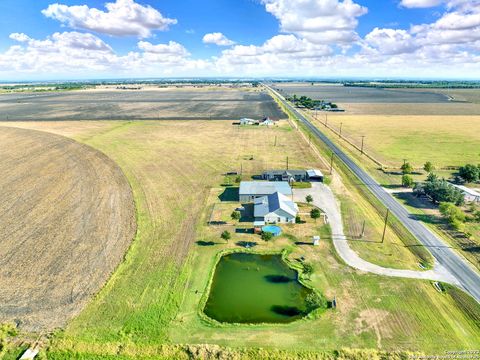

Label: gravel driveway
[293,183,459,284]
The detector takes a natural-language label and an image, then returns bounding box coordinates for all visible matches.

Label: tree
[424,161,435,173]
[310,208,321,222]
[231,211,241,221]
[235,175,242,183]
[402,174,414,188]
[417,177,465,206]
[427,172,438,182]
[261,231,273,241]
[439,202,466,223]
[458,164,480,183]
[306,194,313,204]
[220,230,231,242]
[473,210,480,222]
[401,162,414,174]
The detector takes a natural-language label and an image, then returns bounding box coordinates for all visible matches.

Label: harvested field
[274,83,450,103]
[0,126,136,331]
[275,83,480,115]
[0,88,285,121]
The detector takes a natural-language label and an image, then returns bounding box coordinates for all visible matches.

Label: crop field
[274,83,480,115]
[0,88,285,121]
[1,120,479,359]
[0,126,136,331]
[308,114,480,169]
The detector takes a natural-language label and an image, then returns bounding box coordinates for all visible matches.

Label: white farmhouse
[254,192,299,224]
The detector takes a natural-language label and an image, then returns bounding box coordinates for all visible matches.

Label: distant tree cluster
[286,94,337,110]
[414,173,464,206]
[458,164,480,183]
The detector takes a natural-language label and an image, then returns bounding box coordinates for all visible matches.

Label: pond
[203,253,314,324]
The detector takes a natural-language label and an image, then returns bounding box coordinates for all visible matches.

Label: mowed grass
[311,114,480,168]
[3,120,479,358]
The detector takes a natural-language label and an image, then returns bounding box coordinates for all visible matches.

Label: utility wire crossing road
[264,84,480,303]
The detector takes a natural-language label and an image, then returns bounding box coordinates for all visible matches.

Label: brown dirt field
[0,126,136,331]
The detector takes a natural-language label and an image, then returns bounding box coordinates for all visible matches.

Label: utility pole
[325,113,328,127]
[361,136,365,155]
[309,133,312,145]
[274,136,277,147]
[286,156,289,170]
[381,209,390,243]
[240,162,243,176]
[330,152,334,175]
[360,220,366,239]
[339,122,343,138]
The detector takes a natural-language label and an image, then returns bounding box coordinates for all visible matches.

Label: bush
[401,162,414,174]
[402,174,414,188]
[439,202,466,223]
[415,178,464,205]
[310,208,321,221]
[424,161,435,173]
[220,230,231,242]
[458,164,480,183]
[230,211,241,221]
[261,231,274,241]
[295,215,301,223]
[305,194,313,203]
[305,292,327,313]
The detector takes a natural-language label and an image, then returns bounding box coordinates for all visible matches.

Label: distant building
[259,117,275,126]
[254,192,298,224]
[449,183,480,203]
[262,169,324,183]
[240,118,258,125]
[239,181,292,203]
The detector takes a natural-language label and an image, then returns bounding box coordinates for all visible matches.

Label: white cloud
[399,0,443,8]
[138,41,189,56]
[363,28,418,55]
[261,0,367,44]
[202,32,235,46]
[42,0,177,38]
[9,33,31,42]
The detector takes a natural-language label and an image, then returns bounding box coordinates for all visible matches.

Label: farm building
[449,183,480,203]
[239,181,292,203]
[240,118,258,125]
[262,169,324,183]
[259,117,275,126]
[254,192,298,224]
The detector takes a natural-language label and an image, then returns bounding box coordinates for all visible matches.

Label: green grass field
[2,120,479,359]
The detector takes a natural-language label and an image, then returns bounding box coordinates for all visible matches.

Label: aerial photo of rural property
[1,0,480,359]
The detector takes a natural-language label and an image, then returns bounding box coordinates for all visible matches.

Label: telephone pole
[361,136,365,155]
[339,122,343,138]
[381,209,390,243]
[286,156,289,170]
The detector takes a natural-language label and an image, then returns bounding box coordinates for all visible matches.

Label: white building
[240,118,257,125]
[450,183,480,203]
[254,192,298,224]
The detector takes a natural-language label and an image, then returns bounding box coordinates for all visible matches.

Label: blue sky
[0,0,478,80]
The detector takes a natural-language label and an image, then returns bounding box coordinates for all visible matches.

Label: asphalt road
[265,84,480,303]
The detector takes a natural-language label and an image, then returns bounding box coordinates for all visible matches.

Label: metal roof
[263,169,307,176]
[254,192,298,217]
[239,181,292,196]
[307,169,324,177]
[449,183,480,197]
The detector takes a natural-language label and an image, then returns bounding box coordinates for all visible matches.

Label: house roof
[239,181,292,196]
[263,169,307,177]
[254,192,298,217]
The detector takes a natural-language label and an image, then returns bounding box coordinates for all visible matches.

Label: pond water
[203,253,314,324]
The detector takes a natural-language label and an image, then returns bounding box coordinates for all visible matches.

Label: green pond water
[204,253,313,324]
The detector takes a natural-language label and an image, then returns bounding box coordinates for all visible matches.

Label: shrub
[295,215,301,223]
[220,230,231,242]
[230,211,241,221]
[458,164,480,183]
[310,208,321,221]
[424,161,435,173]
[261,231,274,241]
[402,174,414,188]
[305,292,327,313]
[305,194,313,204]
[401,162,414,174]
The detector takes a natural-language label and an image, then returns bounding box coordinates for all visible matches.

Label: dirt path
[0,126,136,331]
[293,183,459,284]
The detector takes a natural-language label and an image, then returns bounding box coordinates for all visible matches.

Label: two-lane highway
[265,84,480,303]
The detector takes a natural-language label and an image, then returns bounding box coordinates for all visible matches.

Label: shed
[307,169,324,182]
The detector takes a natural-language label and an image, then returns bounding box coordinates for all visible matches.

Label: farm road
[294,183,458,284]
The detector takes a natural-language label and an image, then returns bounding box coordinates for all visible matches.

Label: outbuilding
[239,181,292,203]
